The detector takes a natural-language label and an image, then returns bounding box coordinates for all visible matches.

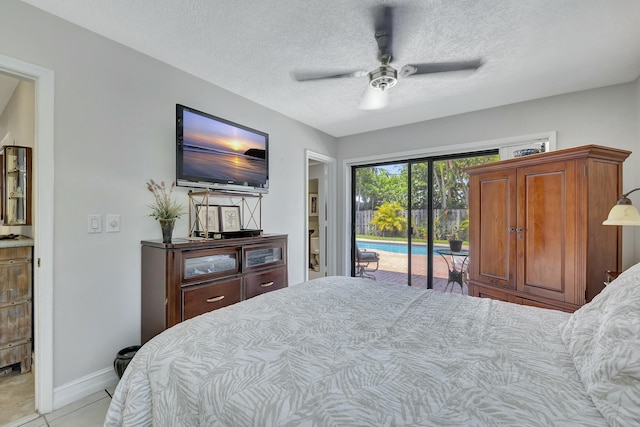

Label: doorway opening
[305,150,336,281]
[0,54,55,420]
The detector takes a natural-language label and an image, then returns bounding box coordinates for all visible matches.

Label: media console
[141,234,288,343]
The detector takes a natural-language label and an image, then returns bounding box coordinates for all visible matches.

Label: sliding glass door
[352,151,498,292]
[408,161,430,287]
[353,163,411,285]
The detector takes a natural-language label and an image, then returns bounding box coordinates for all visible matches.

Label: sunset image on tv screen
[181,110,267,186]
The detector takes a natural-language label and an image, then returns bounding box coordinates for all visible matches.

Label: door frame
[304,150,337,281]
[0,54,55,413]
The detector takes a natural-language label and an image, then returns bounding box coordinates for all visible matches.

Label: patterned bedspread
[105,277,606,426]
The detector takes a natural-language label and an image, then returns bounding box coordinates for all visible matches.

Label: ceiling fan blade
[400,59,483,78]
[291,69,368,82]
[359,86,389,110]
[374,5,394,64]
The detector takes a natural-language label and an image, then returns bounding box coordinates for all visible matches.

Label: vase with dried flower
[146,179,183,243]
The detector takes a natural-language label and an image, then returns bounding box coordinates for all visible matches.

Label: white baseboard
[52,367,118,410]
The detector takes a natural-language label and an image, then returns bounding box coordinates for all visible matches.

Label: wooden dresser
[0,239,33,373]
[466,145,629,312]
[141,234,288,343]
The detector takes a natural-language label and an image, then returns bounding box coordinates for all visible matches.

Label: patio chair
[356,245,379,279]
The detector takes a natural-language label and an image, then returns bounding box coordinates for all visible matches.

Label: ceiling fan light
[369,65,397,90]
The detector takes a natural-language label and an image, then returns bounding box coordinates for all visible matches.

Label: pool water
[357,240,432,255]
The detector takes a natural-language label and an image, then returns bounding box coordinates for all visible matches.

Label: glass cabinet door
[243,242,286,272]
[2,146,32,225]
[183,248,240,282]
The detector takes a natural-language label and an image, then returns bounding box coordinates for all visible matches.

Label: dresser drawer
[0,301,31,346]
[470,283,511,302]
[182,277,241,321]
[471,282,577,312]
[512,295,576,313]
[0,341,31,373]
[245,267,287,299]
[0,259,32,304]
[0,246,31,261]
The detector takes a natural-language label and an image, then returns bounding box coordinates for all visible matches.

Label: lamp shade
[603,189,640,226]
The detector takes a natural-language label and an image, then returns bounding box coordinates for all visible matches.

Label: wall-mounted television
[176,104,269,193]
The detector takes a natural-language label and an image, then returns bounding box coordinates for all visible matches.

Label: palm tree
[371,201,407,237]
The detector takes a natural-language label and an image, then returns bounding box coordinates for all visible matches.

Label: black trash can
[114,345,141,379]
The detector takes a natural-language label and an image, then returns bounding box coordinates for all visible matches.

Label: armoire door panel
[469,170,516,289]
[517,161,577,302]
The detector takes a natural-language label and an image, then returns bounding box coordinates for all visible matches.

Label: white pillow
[561,262,640,427]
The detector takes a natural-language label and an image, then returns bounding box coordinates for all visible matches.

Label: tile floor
[0,370,35,426]
[9,386,113,427]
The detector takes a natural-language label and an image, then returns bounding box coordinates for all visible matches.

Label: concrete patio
[356,246,470,295]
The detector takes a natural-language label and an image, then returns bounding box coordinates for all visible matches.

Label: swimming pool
[357,240,433,255]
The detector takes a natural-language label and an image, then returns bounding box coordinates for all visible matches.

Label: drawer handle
[259,281,275,288]
[206,295,225,303]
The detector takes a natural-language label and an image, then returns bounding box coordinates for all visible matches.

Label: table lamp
[602,188,640,226]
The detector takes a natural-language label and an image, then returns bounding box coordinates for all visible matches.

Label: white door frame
[304,150,336,280]
[0,54,54,413]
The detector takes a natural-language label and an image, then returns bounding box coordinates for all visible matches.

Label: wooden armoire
[466,145,630,312]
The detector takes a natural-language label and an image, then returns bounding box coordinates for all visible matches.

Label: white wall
[0,0,337,396]
[337,81,640,272]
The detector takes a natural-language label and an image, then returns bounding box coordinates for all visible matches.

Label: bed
[104,263,640,427]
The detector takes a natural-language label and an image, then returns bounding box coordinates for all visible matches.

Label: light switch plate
[106,214,120,232]
[88,214,102,233]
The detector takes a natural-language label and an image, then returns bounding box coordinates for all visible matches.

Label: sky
[183,109,266,153]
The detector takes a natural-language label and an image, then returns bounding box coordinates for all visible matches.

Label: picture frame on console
[220,206,241,232]
[196,204,220,233]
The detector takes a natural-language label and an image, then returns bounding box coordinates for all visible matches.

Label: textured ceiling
[19,0,640,137]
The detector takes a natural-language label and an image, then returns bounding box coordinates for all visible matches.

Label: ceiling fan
[291,5,483,110]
